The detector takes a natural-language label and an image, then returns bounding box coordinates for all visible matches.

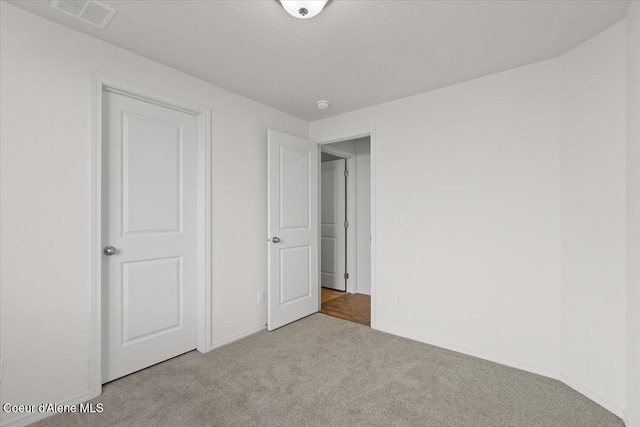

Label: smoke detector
[50,1,116,29]
[316,100,330,110]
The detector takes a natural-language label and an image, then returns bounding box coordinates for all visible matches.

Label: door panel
[280,145,311,229]
[267,130,319,331]
[280,246,311,304]
[122,112,182,234]
[122,256,182,344]
[321,159,346,290]
[102,90,197,383]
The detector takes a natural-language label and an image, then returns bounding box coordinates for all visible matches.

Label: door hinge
[344,273,349,280]
[344,221,349,228]
[344,170,349,177]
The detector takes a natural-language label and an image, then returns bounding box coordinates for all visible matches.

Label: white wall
[0,3,307,426]
[312,58,564,375]
[355,139,371,295]
[311,21,630,417]
[626,2,640,426]
[558,22,627,413]
[311,21,631,417]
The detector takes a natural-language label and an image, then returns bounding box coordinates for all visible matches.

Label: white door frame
[316,127,376,328]
[320,146,357,294]
[91,72,212,398]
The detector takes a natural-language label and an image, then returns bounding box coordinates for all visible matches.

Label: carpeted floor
[35,314,623,427]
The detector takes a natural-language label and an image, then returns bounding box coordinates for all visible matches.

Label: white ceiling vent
[50,1,116,29]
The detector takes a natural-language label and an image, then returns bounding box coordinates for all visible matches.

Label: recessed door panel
[280,145,311,229]
[280,246,311,304]
[122,257,182,344]
[123,113,182,235]
[321,237,337,273]
[321,170,336,224]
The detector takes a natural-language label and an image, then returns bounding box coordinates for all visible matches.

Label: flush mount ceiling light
[278,0,330,19]
[316,100,330,110]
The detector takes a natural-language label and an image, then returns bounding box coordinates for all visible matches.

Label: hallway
[320,288,371,326]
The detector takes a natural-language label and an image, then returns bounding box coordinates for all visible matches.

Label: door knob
[271,237,281,243]
[103,246,117,256]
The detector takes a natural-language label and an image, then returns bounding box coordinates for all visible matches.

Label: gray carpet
[35,314,623,427]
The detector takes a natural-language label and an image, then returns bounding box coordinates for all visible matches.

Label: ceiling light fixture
[279,1,329,19]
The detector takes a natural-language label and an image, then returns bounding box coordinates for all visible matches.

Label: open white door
[321,159,346,291]
[267,130,319,331]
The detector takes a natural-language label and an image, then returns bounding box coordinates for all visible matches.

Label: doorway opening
[319,137,372,326]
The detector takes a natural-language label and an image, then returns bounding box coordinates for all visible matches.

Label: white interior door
[102,90,197,383]
[267,130,319,331]
[321,159,346,291]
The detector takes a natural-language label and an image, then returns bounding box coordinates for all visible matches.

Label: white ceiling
[8,0,631,121]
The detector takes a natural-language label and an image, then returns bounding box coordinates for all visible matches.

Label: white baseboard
[559,374,624,419]
[624,410,638,427]
[373,323,626,420]
[1,391,92,427]
[374,323,559,379]
[356,288,371,295]
[209,324,267,351]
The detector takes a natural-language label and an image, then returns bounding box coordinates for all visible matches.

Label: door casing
[91,72,212,398]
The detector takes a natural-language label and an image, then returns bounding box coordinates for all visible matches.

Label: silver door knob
[103,246,117,256]
[271,237,281,243]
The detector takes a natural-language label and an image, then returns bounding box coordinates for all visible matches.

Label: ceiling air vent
[50,0,116,29]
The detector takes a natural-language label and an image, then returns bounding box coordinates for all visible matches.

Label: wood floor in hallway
[320,288,371,326]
